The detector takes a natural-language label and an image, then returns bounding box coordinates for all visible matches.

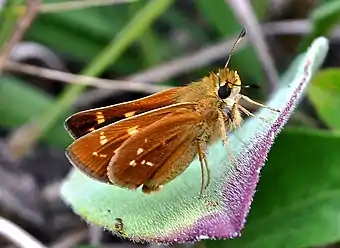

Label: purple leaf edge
[140,38,328,243]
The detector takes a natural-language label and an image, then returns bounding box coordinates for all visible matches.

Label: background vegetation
[1,0,340,247]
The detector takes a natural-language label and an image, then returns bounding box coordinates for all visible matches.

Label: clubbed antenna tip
[225,27,247,68]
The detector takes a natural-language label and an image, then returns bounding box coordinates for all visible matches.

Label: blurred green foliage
[299,0,340,50]
[308,68,340,130]
[0,76,72,146]
[1,0,340,247]
[0,0,24,48]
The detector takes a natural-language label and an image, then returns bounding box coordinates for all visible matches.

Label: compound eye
[218,83,232,99]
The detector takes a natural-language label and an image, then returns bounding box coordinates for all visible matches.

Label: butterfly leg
[202,150,210,189]
[197,141,210,197]
[240,95,279,112]
[197,142,205,197]
[218,111,237,166]
[238,104,272,124]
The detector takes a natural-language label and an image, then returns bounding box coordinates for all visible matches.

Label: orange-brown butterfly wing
[141,130,199,193]
[108,109,202,191]
[65,103,197,183]
[65,87,185,139]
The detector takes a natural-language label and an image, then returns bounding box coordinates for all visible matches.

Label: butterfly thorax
[175,68,243,144]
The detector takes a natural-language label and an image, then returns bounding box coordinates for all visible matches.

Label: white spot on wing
[99,131,108,145]
[124,111,136,118]
[137,148,144,155]
[96,111,105,124]
[100,138,108,145]
[129,160,137,167]
[127,126,139,136]
[92,152,107,158]
[146,162,153,166]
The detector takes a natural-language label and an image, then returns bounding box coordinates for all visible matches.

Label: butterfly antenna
[225,27,247,68]
[228,81,260,89]
[242,84,260,89]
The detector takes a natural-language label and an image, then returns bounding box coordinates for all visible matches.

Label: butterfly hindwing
[107,108,201,191]
[142,130,199,193]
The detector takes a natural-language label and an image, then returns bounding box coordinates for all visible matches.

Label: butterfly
[64,28,279,195]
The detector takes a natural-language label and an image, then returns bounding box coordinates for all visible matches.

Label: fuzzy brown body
[64,68,255,194]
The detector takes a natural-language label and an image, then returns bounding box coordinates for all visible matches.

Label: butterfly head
[216,68,242,100]
[216,27,246,101]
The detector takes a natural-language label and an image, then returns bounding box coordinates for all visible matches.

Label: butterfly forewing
[108,109,202,192]
[65,87,185,139]
[66,103,197,182]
